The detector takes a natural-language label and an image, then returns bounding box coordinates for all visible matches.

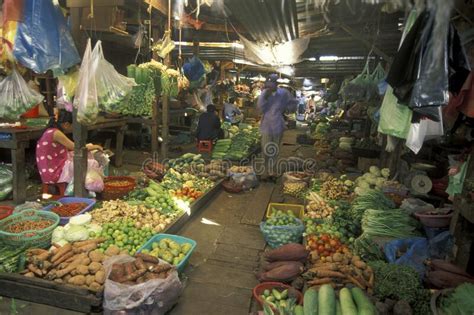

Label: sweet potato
[119,268,147,283]
[134,257,147,270]
[124,262,136,274]
[76,265,89,275]
[428,259,473,278]
[68,275,86,286]
[95,270,106,284]
[262,260,304,272]
[104,245,121,256]
[257,263,304,282]
[109,263,125,282]
[88,262,102,274]
[264,243,308,262]
[85,275,95,286]
[427,270,474,289]
[89,250,105,263]
[135,253,159,264]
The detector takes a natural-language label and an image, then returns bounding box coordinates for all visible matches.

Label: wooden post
[72,109,88,197]
[160,0,171,160]
[11,145,26,204]
[151,99,159,154]
[114,125,125,167]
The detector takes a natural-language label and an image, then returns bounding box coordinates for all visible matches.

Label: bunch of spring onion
[350,190,395,223]
[361,209,420,239]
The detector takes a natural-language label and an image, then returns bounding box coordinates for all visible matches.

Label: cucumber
[318,284,336,315]
[272,289,282,300]
[295,305,304,315]
[280,289,288,299]
[303,288,318,315]
[339,288,357,315]
[336,301,342,315]
[350,287,375,315]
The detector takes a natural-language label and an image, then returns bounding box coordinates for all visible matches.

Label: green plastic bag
[377,10,418,139]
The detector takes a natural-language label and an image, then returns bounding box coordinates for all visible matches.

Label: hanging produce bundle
[118,78,155,117]
[0,68,44,120]
[340,59,379,102]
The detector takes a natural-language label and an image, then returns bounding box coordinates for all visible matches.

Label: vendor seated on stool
[36,109,103,188]
[196,104,223,143]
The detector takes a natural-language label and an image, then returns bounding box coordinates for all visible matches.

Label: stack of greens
[441,283,474,315]
[212,139,232,159]
[0,245,26,273]
[350,190,395,223]
[361,208,420,239]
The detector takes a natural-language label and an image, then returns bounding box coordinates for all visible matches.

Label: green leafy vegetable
[441,283,474,315]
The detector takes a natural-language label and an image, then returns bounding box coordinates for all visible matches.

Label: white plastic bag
[405,108,444,154]
[74,39,99,125]
[94,41,136,112]
[0,68,44,120]
[85,159,104,192]
[103,255,182,315]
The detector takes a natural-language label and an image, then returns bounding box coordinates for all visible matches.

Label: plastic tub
[266,203,304,220]
[253,282,303,311]
[415,210,454,228]
[137,233,196,272]
[0,206,14,220]
[43,197,96,225]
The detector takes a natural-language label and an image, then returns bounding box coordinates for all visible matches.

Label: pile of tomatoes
[306,233,348,258]
[173,186,203,201]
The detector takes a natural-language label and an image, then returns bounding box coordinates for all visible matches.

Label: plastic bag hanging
[152,30,175,59]
[94,41,136,113]
[74,39,99,126]
[0,67,44,120]
[13,0,80,74]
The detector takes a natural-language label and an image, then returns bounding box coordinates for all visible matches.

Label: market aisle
[169,127,308,314]
[168,182,275,315]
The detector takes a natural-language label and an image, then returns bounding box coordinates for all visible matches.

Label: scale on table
[403,163,436,195]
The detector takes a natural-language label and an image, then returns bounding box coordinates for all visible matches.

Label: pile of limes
[97,219,154,255]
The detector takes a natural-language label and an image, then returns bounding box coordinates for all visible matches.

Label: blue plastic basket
[137,233,196,272]
[43,197,96,225]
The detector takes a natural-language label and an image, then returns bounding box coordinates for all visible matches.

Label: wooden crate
[0,273,102,313]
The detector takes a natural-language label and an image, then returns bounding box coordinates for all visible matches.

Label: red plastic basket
[102,176,136,200]
[0,206,13,220]
[253,282,303,311]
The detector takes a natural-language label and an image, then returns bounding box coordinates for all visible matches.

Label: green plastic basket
[0,210,60,249]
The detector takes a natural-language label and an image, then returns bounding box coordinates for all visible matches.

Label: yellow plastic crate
[266,203,304,220]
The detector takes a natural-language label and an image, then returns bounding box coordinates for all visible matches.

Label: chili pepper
[51,203,87,217]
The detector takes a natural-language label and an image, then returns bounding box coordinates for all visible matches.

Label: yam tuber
[104,245,120,256]
[95,270,105,284]
[88,262,102,274]
[76,265,89,275]
[135,253,159,264]
[89,250,105,263]
[68,275,86,286]
[134,258,147,270]
[264,243,308,262]
[109,263,125,282]
[85,275,95,286]
[88,282,102,293]
[124,262,136,275]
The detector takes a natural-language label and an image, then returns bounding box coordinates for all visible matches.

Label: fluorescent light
[319,55,339,61]
[321,78,329,84]
[277,78,290,84]
[308,57,316,61]
[174,41,244,49]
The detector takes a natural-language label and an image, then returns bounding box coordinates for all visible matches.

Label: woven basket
[0,210,59,249]
[102,176,136,200]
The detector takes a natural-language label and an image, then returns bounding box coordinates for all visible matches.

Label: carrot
[347,274,365,289]
[368,271,374,288]
[73,238,106,247]
[28,249,48,256]
[307,277,333,285]
[51,243,72,263]
[27,264,43,277]
[52,251,74,267]
[73,243,97,254]
[315,270,346,278]
[36,250,51,262]
[55,254,86,278]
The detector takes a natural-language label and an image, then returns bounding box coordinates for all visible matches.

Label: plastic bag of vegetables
[103,255,182,315]
[0,67,44,120]
[260,219,305,248]
[74,39,99,125]
[94,41,136,113]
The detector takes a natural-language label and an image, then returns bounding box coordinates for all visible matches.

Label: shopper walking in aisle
[257,74,298,181]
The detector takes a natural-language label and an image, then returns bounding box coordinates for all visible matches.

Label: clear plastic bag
[260,219,305,249]
[74,39,99,125]
[85,160,104,193]
[103,255,182,315]
[0,68,44,120]
[94,41,136,113]
[405,110,444,154]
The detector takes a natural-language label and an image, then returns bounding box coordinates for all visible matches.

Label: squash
[295,305,304,315]
[304,287,318,315]
[351,287,375,315]
[339,288,357,315]
[318,284,336,315]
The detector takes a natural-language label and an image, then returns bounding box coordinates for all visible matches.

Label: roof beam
[338,22,391,61]
[144,0,168,16]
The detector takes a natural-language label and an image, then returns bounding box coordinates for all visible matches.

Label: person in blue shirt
[257,74,298,180]
[222,97,242,125]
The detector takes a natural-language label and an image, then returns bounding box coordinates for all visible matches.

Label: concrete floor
[0,127,314,315]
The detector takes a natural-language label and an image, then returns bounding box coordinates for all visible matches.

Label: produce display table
[165,179,223,234]
[0,273,102,313]
[0,117,127,204]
